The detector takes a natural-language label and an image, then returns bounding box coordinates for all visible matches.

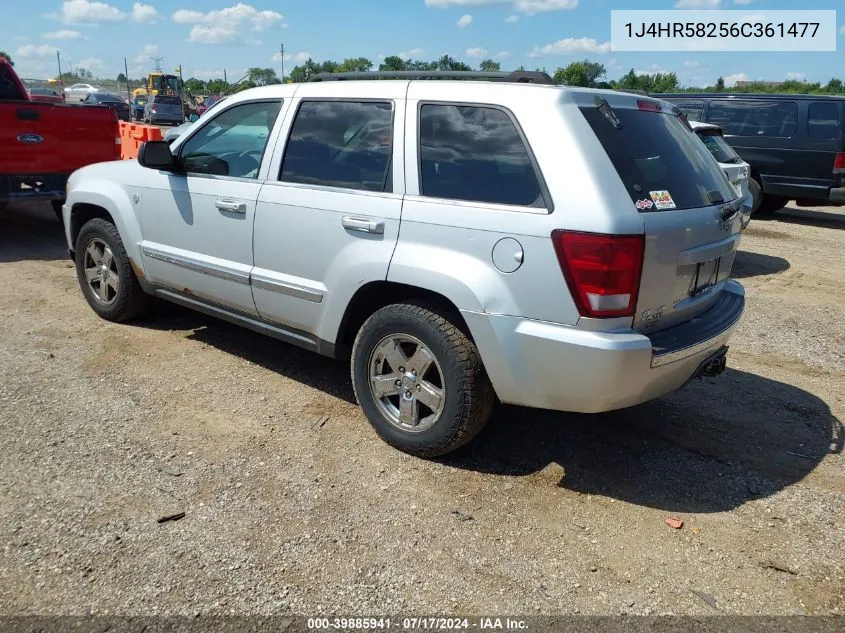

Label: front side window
[280,100,394,192]
[707,100,798,137]
[418,104,543,207]
[180,100,282,179]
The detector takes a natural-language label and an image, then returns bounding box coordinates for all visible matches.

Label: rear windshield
[696,130,742,164]
[155,96,181,105]
[580,104,736,211]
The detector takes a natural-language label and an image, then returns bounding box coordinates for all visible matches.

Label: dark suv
[654,93,845,214]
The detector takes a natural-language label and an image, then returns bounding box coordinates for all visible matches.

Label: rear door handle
[216,199,246,214]
[342,216,385,234]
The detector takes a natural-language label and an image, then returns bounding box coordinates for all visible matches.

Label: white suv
[62,71,746,457]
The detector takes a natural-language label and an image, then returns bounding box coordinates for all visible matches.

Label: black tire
[756,195,789,215]
[747,177,763,215]
[351,302,495,458]
[51,200,64,223]
[74,218,153,322]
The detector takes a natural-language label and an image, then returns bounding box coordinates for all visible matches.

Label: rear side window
[280,100,394,193]
[706,100,798,137]
[671,100,705,122]
[418,104,543,207]
[580,104,736,211]
[808,102,841,140]
[697,130,742,164]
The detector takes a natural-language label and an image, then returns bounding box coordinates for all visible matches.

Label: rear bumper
[828,187,845,205]
[463,280,745,414]
[0,172,68,202]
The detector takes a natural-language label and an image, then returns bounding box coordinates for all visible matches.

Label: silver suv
[62,71,745,457]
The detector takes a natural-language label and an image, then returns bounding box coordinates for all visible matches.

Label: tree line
[4,48,843,97]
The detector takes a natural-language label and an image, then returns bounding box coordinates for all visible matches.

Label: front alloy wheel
[82,238,120,305]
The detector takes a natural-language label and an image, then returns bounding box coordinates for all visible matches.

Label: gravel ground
[0,201,843,617]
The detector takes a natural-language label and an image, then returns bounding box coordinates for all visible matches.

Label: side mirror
[189,113,199,123]
[138,140,178,171]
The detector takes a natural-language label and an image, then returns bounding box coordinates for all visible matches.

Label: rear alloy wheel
[351,303,495,458]
[74,218,152,322]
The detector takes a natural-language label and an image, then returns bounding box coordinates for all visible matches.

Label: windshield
[579,104,736,211]
[697,130,742,164]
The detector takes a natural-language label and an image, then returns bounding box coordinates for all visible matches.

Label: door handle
[342,216,385,234]
[216,199,246,214]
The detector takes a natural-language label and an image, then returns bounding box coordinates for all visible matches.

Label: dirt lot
[0,201,843,617]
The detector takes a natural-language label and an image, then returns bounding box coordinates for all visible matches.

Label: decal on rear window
[649,190,676,210]
[635,198,654,210]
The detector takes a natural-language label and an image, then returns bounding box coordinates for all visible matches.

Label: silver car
[62,71,745,457]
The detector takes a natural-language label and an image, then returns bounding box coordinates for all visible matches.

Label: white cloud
[636,65,669,77]
[683,60,700,68]
[58,0,125,24]
[724,72,750,86]
[131,2,159,23]
[494,51,510,59]
[530,37,611,57]
[399,48,424,60]
[272,51,311,64]
[785,72,805,81]
[466,47,488,57]
[675,0,721,7]
[457,14,473,28]
[43,30,83,40]
[16,44,59,58]
[425,0,577,16]
[133,44,158,64]
[13,36,30,41]
[173,3,284,45]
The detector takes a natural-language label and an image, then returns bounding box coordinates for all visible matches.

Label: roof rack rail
[307,70,555,85]
[611,88,650,96]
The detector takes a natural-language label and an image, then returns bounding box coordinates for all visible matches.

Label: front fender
[65,182,144,276]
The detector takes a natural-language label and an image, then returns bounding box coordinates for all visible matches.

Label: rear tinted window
[155,96,181,105]
[697,130,741,164]
[670,99,705,122]
[808,102,841,140]
[418,104,543,207]
[706,100,798,137]
[580,105,736,211]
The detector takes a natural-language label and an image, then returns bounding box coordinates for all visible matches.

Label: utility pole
[280,42,285,83]
[223,68,227,89]
[56,50,64,93]
[124,57,131,105]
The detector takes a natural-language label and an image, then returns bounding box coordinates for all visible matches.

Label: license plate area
[691,258,720,296]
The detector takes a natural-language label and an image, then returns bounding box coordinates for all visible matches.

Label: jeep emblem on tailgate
[16,133,44,144]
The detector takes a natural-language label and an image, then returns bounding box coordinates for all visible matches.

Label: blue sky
[4,0,844,85]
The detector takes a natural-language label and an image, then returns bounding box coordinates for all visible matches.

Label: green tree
[0,50,12,65]
[715,76,725,92]
[379,56,406,71]
[479,59,500,72]
[338,57,372,72]
[246,67,280,86]
[436,55,471,71]
[406,59,437,71]
[117,72,127,84]
[184,77,206,93]
[826,78,843,93]
[552,60,606,87]
[206,78,228,94]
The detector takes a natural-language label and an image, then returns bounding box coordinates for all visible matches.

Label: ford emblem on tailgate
[17,133,44,144]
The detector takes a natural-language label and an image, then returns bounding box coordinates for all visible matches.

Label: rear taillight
[833,152,845,174]
[637,99,662,113]
[551,230,645,318]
